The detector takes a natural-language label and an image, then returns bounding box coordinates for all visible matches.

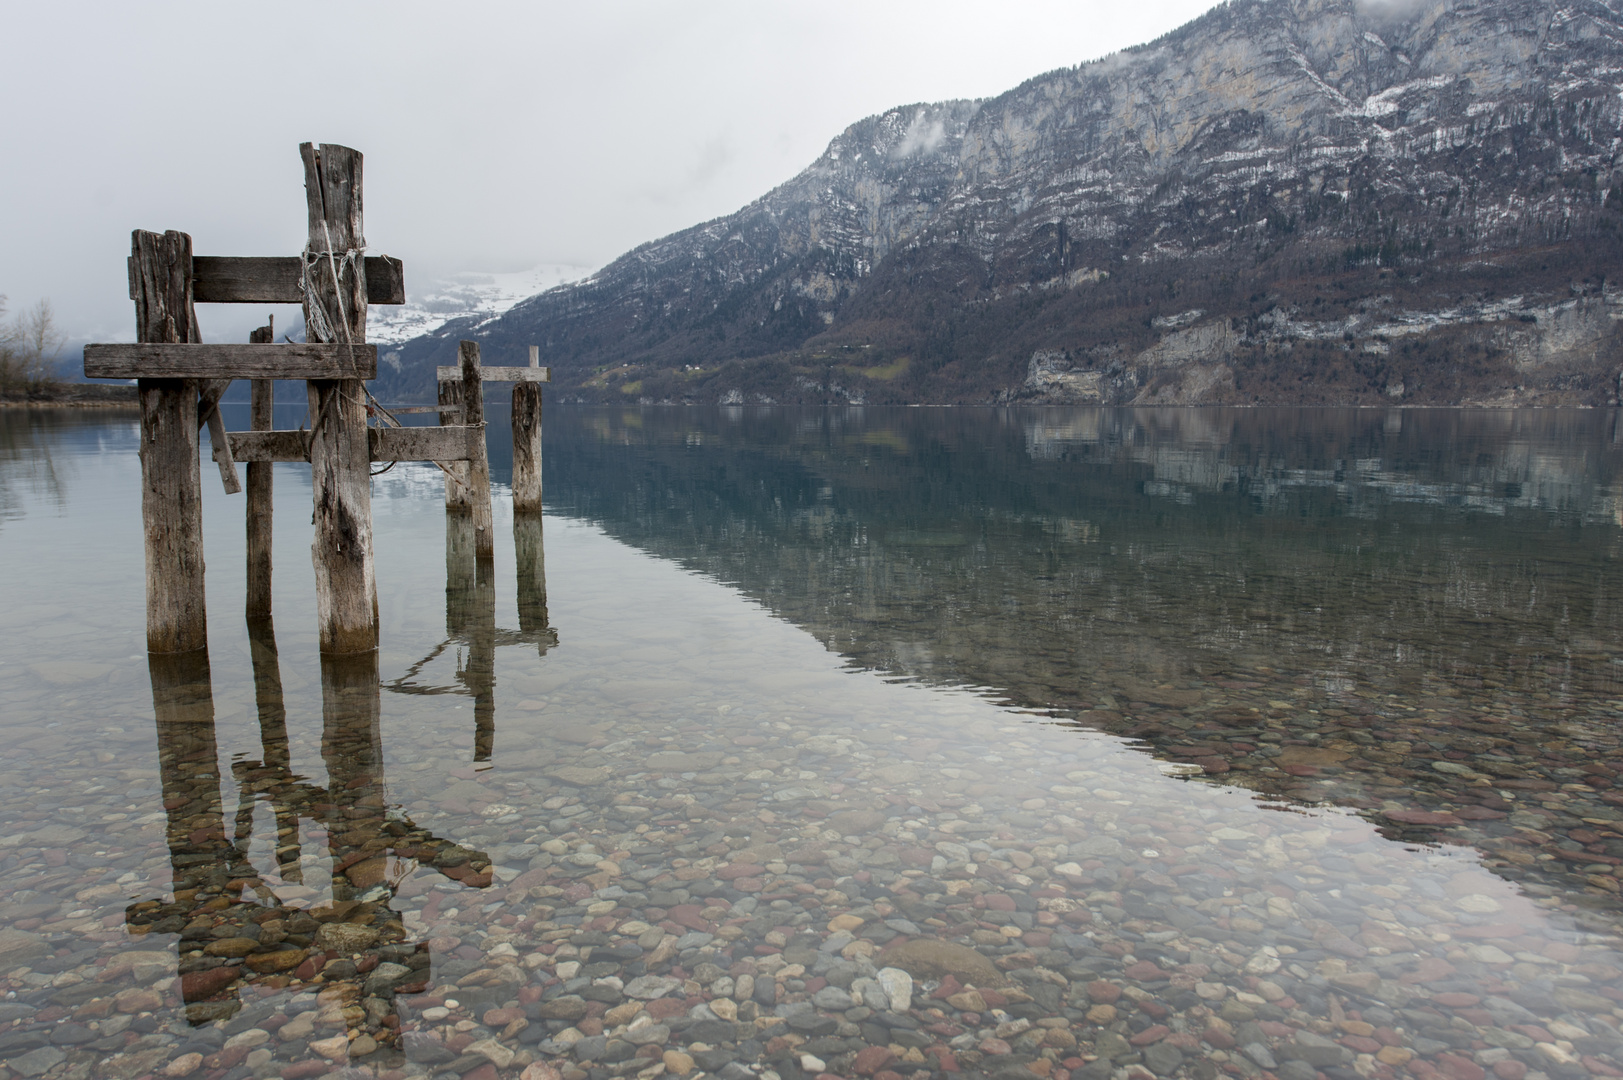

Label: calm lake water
[1,405,1621,1080]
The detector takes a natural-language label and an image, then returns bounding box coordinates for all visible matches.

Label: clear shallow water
[1,406,1622,1080]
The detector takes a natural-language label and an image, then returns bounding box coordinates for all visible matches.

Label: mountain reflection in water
[542,407,1623,918]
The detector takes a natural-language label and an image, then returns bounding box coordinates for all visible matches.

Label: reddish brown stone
[1385,810,1463,826]
[1436,1052,1486,1080]
[180,967,239,1001]
[1433,992,1481,1007]
[1087,981,1121,1003]
[1129,1025,1169,1046]
[1122,961,1171,982]
[853,1046,897,1076]
[1491,1062,1527,1080]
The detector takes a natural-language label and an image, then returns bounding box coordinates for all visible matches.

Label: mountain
[378,0,1623,407]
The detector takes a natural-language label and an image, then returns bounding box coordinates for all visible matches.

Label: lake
[1,405,1621,1080]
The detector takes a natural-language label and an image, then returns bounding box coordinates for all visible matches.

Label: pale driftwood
[85,343,377,380]
[302,142,377,653]
[436,365,551,383]
[438,378,468,509]
[129,256,405,305]
[197,379,241,495]
[132,229,207,654]
[246,326,274,619]
[456,341,495,559]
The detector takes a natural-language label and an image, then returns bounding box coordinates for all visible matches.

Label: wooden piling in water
[133,230,208,654]
[245,322,275,619]
[457,341,495,559]
[300,143,378,653]
[439,377,468,511]
[512,345,544,513]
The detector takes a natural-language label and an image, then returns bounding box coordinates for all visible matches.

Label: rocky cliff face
[381,0,1623,406]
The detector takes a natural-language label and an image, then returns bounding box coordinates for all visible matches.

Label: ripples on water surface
[0,406,1621,1080]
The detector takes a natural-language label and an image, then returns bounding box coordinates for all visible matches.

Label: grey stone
[1143,1042,1184,1076]
[7,1047,66,1078]
[1243,1043,1278,1069]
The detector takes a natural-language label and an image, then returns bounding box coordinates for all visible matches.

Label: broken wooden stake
[454,341,495,559]
[513,345,544,513]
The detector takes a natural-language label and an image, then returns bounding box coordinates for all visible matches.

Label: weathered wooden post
[439,376,467,511]
[512,344,544,512]
[455,341,494,558]
[245,320,274,619]
[133,230,208,654]
[300,143,378,653]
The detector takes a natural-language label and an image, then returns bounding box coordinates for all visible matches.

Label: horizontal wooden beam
[224,425,481,463]
[437,366,551,383]
[225,430,308,462]
[370,425,480,462]
[85,343,377,380]
[126,255,405,305]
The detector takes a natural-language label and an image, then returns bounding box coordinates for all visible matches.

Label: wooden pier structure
[84,143,550,656]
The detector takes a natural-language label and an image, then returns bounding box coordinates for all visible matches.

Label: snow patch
[368,264,596,345]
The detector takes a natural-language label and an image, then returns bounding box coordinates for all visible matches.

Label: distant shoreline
[0,384,137,408]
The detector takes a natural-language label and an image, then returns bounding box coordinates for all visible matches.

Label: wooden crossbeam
[436,365,551,383]
[86,343,377,380]
[126,256,406,305]
[223,425,481,463]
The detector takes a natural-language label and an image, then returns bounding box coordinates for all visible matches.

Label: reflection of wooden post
[515,512,550,655]
[458,341,494,558]
[318,651,385,901]
[512,344,543,512]
[246,322,274,619]
[133,230,207,654]
[147,651,228,894]
[301,143,378,654]
[446,515,496,761]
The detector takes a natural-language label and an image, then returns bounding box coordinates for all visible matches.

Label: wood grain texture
[437,378,468,508]
[302,142,377,653]
[130,256,405,304]
[131,229,208,653]
[246,364,274,619]
[226,430,308,462]
[84,343,377,380]
[436,365,551,383]
[130,231,201,345]
[369,425,478,462]
[140,378,207,653]
[457,341,495,558]
[511,381,543,512]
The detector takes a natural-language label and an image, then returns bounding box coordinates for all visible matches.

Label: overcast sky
[6,0,1217,344]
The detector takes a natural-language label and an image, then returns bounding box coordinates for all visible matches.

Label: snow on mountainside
[379,0,1623,406]
[370,265,595,346]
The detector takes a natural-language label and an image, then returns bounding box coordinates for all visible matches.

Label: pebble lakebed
[3,661,1623,1080]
